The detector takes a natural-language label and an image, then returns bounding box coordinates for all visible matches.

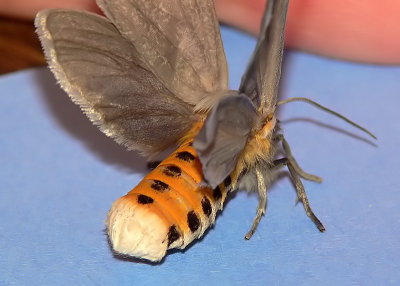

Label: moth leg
[273,157,325,232]
[287,163,325,232]
[276,134,322,183]
[245,168,267,240]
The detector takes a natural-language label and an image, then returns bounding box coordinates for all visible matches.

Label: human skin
[0,0,399,64]
[215,0,400,64]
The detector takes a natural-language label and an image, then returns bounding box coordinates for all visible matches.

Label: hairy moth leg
[273,155,326,232]
[276,134,322,183]
[286,161,326,232]
[245,167,268,240]
[278,135,325,231]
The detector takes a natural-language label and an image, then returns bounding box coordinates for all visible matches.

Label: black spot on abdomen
[163,165,182,177]
[151,180,169,191]
[187,211,200,232]
[176,151,195,162]
[224,176,232,188]
[237,167,248,182]
[167,225,181,246]
[201,197,212,217]
[137,194,154,204]
[213,186,222,200]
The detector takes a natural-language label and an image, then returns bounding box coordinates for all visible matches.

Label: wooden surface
[0,16,45,74]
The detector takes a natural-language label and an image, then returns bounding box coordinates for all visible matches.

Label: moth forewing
[96,0,229,106]
[239,0,289,114]
[34,9,199,156]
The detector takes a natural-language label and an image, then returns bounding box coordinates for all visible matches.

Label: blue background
[1,26,399,285]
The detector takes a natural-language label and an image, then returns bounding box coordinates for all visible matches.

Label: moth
[35,0,375,262]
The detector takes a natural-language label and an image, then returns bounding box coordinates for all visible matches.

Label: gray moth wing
[97,0,229,107]
[193,0,289,187]
[239,0,289,113]
[35,9,198,155]
[193,94,257,188]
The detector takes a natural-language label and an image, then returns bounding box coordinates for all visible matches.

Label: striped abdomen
[106,140,229,261]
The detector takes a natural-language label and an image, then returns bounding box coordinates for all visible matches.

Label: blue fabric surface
[1,26,399,285]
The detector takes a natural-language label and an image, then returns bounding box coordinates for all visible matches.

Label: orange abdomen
[106,140,228,261]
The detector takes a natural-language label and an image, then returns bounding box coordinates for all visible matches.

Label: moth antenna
[277,97,377,140]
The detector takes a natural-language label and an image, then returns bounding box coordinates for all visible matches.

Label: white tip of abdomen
[106,196,169,262]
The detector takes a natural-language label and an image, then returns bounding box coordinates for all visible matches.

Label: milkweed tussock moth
[35,0,375,262]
